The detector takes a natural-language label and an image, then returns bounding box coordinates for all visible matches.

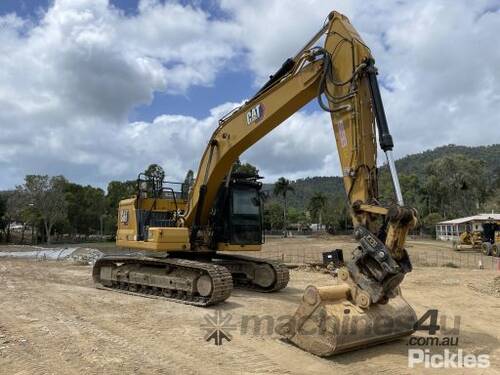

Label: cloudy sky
[0,0,499,190]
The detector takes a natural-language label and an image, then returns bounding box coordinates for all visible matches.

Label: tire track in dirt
[28,289,202,374]
[0,314,83,375]
[0,262,193,374]
[0,261,92,289]
[13,262,295,375]
[55,291,291,374]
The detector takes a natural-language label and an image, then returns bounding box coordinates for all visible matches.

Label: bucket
[277,283,416,356]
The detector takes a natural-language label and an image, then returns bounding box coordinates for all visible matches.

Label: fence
[227,246,500,271]
[408,250,499,270]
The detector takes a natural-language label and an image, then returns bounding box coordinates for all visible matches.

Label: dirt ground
[0,239,499,374]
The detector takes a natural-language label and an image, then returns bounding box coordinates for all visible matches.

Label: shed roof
[438,213,500,225]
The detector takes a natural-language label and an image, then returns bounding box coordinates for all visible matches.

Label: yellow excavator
[93,11,418,356]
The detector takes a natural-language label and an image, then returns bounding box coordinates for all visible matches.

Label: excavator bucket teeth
[277,284,416,356]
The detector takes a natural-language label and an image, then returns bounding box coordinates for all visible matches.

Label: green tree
[377,168,394,203]
[144,163,165,182]
[423,154,488,218]
[399,174,423,209]
[21,175,68,244]
[182,169,195,199]
[0,192,8,242]
[64,183,106,235]
[260,190,271,204]
[23,202,41,245]
[308,192,328,230]
[232,158,259,176]
[273,177,294,235]
[482,188,500,213]
[287,207,301,225]
[2,188,41,244]
[105,180,136,234]
[263,202,284,230]
[421,212,444,236]
[322,196,351,233]
[297,210,312,232]
[144,164,165,196]
[6,188,32,243]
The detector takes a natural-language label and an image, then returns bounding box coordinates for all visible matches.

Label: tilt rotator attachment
[277,210,418,356]
[276,222,416,356]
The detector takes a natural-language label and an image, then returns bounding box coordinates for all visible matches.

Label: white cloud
[0,0,240,188]
[0,0,499,190]
[219,0,337,83]
[105,105,343,187]
[120,101,241,182]
[241,111,341,181]
[220,0,500,160]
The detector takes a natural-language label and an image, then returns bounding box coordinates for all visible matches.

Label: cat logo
[120,209,129,224]
[246,104,263,125]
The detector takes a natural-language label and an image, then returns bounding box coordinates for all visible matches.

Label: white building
[8,222,25,231]
[436,213,500,241]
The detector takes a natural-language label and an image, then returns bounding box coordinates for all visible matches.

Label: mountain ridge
[262,144,499,211]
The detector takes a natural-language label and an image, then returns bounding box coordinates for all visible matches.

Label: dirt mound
[66,248,103,265]
[0,246,103,265]
[467,275,500,298]
[493,276,500,297]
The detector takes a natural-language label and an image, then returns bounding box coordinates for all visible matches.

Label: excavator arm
[182,11,418,355]
[184,11,416,300]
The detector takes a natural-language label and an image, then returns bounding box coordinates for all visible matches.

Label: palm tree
[273,177,294,237]
[309,192,328,231]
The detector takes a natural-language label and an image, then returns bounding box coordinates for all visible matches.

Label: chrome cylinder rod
[385,150,404,206]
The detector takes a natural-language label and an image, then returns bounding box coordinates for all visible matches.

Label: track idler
[277,269,416,356]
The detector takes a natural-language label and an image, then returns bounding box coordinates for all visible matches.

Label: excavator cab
[210,172,264,248]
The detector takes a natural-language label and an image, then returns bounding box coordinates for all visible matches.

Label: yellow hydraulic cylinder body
[277,283,416,356]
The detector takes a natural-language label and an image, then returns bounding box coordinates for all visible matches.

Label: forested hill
[395,144,500,177]
[263,144,499,211]
[263,176,344,211]
[1,144,497,241]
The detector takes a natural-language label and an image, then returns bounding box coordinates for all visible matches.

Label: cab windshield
[232,188,260,215]
[230,187,262,245]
